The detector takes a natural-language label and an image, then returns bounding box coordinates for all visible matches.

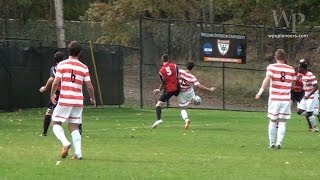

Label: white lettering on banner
[204,57,242,63]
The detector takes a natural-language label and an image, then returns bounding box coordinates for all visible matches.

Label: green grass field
[1,107,320,179]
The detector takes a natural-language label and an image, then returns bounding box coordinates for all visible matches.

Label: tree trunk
[54,0,66,48]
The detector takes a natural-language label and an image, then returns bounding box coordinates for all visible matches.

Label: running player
[151,54,180,128]
[178,61,215,129]
[290,66,312,130]
[296,62,319,132]
[50,41,96,160]
[39,51,64,136]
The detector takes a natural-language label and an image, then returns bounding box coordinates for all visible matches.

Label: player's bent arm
[153,84,164,94]
[40,77,54,92]
[306,84,319,99]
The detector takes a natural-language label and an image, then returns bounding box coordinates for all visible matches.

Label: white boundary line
[85,122,225,132]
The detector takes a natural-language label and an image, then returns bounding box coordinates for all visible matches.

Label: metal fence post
[139,15,143,109]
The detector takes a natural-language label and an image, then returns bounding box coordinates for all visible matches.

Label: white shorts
[52,105,83,124]
[268,101,291,120]
[178,89,195,107]
[298,98,318,112]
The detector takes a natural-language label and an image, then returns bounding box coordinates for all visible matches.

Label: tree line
[1,0,319,46]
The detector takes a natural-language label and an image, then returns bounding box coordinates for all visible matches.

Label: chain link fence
[139,16,320,111]
[0,18,319,111]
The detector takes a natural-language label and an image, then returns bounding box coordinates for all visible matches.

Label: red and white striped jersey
[55,59,91,107]
[178,69,200,92]
[266,63,295,101]
[301,71,318,99]
[293,72,304,92]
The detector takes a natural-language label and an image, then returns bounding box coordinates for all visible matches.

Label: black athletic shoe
[269,145,275,149]
[276,145,281,149]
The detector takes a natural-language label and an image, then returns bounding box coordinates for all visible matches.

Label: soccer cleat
[151,120,162,129]
[269,145,275,149]
[61,144,71,158]
[185,120,191,129]
[311,127,319,132]
[276,145,281,149]
[39,133,47,137]
[71,155,83,160]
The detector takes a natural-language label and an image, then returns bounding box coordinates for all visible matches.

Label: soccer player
[151,54,180,128]
[290,67,312,130]
[298,59,320,124]
[255,49,295,149]
[39,51,64,136]
[50,41,96,160]
[178,61,215,129]
[296,62,319,132]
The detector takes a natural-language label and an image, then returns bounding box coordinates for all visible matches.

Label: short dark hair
[298,62,308,70]
[68,41,81,57]
[299,58,310,66]
[54,51,64,63]
[186,61,195,70]
[161,54,169,62]
[275,49,286,61]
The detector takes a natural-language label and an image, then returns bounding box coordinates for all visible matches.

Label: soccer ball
[193,95,201,105]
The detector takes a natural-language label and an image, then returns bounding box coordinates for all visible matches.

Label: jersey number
[180,79,188,86]
[71,70,76,83]
[165,67,172,76]
[280,71,286,82]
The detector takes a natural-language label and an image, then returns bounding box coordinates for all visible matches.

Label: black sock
[43,115,51,135]
[78,124,82,135]
[156,106,161,120]
[306,116,312,129]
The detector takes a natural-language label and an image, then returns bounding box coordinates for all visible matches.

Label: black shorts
[159,90,180,102]
[47,91,60,109]
[291,91,304,103]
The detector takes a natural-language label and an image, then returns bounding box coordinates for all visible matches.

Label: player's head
[53,51,64,64]
[161,54,169,62]
[298,62,308,74]
[274,49,287,62]
[186,61,195,70]
[68,41,81,57]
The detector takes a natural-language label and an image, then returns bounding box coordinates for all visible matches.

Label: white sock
[53,124,70,147]
[181,109,188,121]
[276,122,286,146]
[71,130,82,157]
[268,121,277,146]
[308,116,317,127]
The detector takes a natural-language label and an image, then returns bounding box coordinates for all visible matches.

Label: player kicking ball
[178,61,215,129]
